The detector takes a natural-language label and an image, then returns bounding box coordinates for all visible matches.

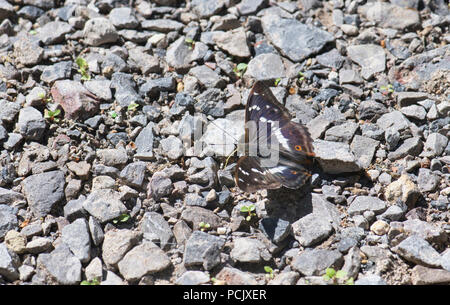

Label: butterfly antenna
[223,147,238,169]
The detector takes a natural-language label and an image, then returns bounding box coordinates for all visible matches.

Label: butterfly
[234,81,315,193]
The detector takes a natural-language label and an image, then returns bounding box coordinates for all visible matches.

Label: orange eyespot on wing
[291,170,298,175]
[295,145,302,151]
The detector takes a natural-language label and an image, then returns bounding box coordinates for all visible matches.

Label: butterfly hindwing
[235,81,315,192]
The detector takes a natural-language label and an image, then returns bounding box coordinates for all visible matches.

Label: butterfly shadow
[263,184,314,223]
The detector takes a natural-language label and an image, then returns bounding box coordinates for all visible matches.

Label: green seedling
[233,63,248,78]
[240,204,256,221]
[198,221,211,232]
[298,71,305,82]
[274,78,281,86]
[113,213,130,224]
[109,111,118,119]
[323,268,354,285]
[185,37,195,50]
[29,30,37,35]
[127,102,140,112]
[264,266,274,279]
[80,278,100,285]
[76,57,91,81]
[380,84,394,95]
[38,92,52,104]
[44,109,61,123]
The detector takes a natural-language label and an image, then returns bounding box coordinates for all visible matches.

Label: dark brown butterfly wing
[235,81,315,192]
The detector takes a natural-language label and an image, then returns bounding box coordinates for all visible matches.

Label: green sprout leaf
[29,30,37,35]
[335,270,347,279]
[127,102,139,112]
[298,71,305,82]
[76,57,91,81]
[264,266,273,273]
[80,278,100,285]
[274,78,281,86]
[113,213,130,224]
[110,111,118,118]
[240,206,249,213]
[44,109,61,123]
[234,63,248,78]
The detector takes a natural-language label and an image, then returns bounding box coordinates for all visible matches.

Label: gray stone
[61,218,91,263]
[18,264,34,281]
[0,100,20,124]
[258,217,291,244]
[166,36,195,71]
[324,122,359,143]
[245,53,286,82]
[118,242,171,282]
[140,77,176,97]
[41,61,72,83]
[387,137,423,160]
[128,48,160,75]
[22,170,65,218]
[37,243,81,285]
[215,267,257,285]
[417,168,440,193]
[396,92,429,107]
[173,220,192,245]
[63,197,87,222]
[230,237,269,263]
[82,189,128,223]
[213,28,251,58]
[38,21,72,45]
[348,196,387,216]
[312,140,361,174]
[17,107,46,141]
[393,235,442,267]
[350,135,379,169]
[109,7,139,29]
[441,250,450,272]
[358,2,420,30]
[189,65,225,89]
[268,272,299,285]
[181,206,222,230]
[236,0,267,15]
[381,205,404,221]
[411,265,450,285]
[25,237,52,254]
[355,273,387,285]
[183,231,225,270]
[175,271,210,285]
[292,213,333,247]
[140,212,174,250]
[0,0,14,19]
[317,49,345,70]
[83,17,119,46]
[0,205,18,239]
[358,100,388,120]
[102,229,141,267]
[191,0,226,18]
[291,249,344,276]
[261,15,334,62]
[400,105,427,120]
[119,161,147,188]
[347,44,385,79]
[96,148,128,167]
[109,72,141,107]
[134,123,154,159]
[84,80,112,101]
[148,172,173,200]
[85,257,103,282]
[339,69,363,84]
[422,133,448,157]
[0,242,19,281]
[13,36,44,66]
[88,216,104,247]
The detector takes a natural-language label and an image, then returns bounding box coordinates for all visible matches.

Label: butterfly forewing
[235,81,315,192]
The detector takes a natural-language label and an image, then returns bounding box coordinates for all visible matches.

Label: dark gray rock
[189,65,225,89]
[140,212,174,250]
[96,148,128,167]
[347,44,385,79]
[422,133,448,157]
[88,216,104,247]
[358,100,388,120]
[292,213,333,247]
[38,21,72,45]
[118,242,171,282]
[355,273,387,285]
[102,229,141,267]
[13,36,44,66]
[393,235,442,267]
[348,196,387,216]
[109,7,139,29]
[316,48,345,69]
[148,172,173,200]
[181,206,222,230]
[0,242,20,281]
[21,170,65,218]
[63,197,87,222]
[350,135,379,169]
[261,15,334,62]
[61,218,91,263]
[141,19,184,33]
[191,0,226,18]
[140,77,176,97]
[359,2,420,30]
[17,107,46,141]
[324,122,359,143]
[37,243,81,284]
[259,217,291,244]
[244,53,286,81]
[183,230,225,270]
[312,140,362,174]
[83,17,119,46]
[119,161,147,188]
[387,137,423,160]
[41,61,72,83]
[82,189,127,223]
[291,249,344,276]
[230,237,269,263]
[134,123,154,160]
[175,271,210,285]
[417,168,440,193]
[213,28,251,58]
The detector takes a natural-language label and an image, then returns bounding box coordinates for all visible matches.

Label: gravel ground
[0,0,449,285]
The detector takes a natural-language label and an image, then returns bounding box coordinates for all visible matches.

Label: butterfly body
[235,81,315,193]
